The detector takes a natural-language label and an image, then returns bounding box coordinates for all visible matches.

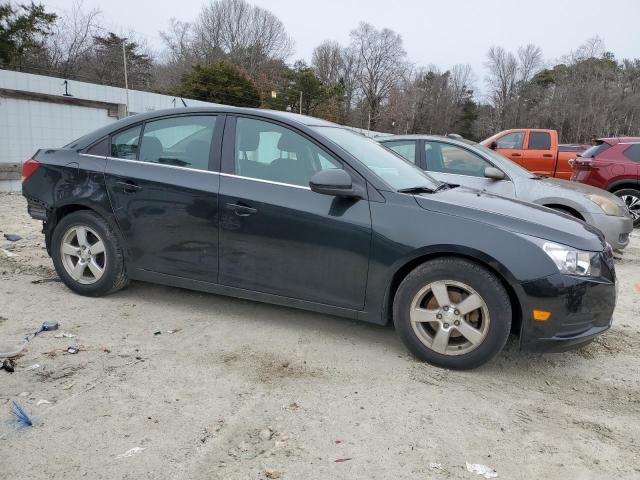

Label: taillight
[22,159,40,183]
[572,158,592,170]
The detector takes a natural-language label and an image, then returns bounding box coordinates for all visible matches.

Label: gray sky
[42,0,640,96]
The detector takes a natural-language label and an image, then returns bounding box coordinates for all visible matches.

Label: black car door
[218,115,372,310]
[104,114,224,282]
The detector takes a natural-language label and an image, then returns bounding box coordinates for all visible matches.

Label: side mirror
[309,169,361,198]
[484,167,506,180]
[489,141,498,150]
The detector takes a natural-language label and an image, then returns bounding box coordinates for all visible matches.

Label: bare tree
[311,40,343,85]
[349,22,407,129]
[518,44,543,83]
[190,0,293,74]
[45,0,102,76]
[485,46,518,128]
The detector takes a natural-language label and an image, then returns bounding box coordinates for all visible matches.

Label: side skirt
[130,268,378,323]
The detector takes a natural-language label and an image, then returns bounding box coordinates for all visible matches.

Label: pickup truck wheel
[614,188,640,227]
[51,210,129,297]
[393,258,511,370]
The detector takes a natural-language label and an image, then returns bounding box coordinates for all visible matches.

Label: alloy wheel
[409,280,490,356]
[621,194,640,223]
[60,225,107,285]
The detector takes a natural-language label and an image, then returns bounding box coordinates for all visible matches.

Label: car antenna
[180,97,188,107]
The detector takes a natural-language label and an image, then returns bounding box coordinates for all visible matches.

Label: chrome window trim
[219,173,311,190]
[98,155,220,175]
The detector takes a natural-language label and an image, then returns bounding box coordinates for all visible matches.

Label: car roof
[377,134,478,147]
[598,136,640,145]
[67,106,340,149]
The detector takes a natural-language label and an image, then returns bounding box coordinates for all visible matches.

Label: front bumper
[583,211,634,251]
[518,272,616,352]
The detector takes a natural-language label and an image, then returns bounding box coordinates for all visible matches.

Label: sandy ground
[0,192,639,480]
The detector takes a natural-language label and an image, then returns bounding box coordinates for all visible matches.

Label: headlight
[587,194,625,216]
[542,242,601,276]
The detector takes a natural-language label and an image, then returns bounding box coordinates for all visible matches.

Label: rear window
[623,144,640,162]
[527,132,551,150]
[581,142,611,158]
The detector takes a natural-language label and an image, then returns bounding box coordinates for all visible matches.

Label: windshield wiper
[397,186,436,194]
[433,183,451,192]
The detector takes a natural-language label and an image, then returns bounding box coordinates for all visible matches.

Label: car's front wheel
[51,210,129,296]
[393,258,512,369]
[614,188,640,228]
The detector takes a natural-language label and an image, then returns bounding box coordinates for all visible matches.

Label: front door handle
[116,180,142,193]
[543,154,553,158]
[511,153,522,157]
[226,202,257,216]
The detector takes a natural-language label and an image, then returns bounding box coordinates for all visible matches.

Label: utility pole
[299,90,302,115]
[122,40,130,116]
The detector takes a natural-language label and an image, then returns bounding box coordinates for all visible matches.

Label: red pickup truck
[481,129,586,180]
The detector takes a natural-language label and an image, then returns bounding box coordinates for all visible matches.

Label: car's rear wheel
[614,188,640,228]
[51,210,128,296]
[393,258,512,369]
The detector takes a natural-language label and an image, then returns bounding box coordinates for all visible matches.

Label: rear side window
[581,142,611,158]
[111,126,142,160]
[139,115,217,170]
[382,141,417,163]
[528,132,551,150]
[496,132,524,149]
[623,144,640,162]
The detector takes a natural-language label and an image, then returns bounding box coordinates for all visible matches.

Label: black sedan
[21,107,617,369]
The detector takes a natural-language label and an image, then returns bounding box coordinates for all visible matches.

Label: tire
[51,210,129,297]
[393,258,512,370]
[613,188,640,228]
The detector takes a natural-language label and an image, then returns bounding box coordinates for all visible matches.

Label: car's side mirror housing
[309,169,361,198]
[484,167,506,180]
[488,141,498,150]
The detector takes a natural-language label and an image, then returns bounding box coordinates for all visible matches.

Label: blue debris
[12,401,33,428]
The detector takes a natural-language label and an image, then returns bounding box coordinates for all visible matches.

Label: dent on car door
[104,114,223,282]
[424,141,515,196]
[218,116,372,310]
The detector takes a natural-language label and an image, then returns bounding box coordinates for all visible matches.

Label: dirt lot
[1,192,639,479]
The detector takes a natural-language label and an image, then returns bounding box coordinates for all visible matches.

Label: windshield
[312,127,440,191]
[472,144,538,178]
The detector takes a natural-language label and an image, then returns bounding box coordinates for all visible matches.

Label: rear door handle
[543,154,553,158]
[511,153,521,157]
[226,202,257,216]
[116,180,142,193]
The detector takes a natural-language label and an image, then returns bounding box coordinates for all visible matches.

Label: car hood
[413,186,605,251]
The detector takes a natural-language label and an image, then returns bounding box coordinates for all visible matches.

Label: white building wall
[0,70,219,164]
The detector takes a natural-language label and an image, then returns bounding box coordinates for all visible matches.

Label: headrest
[277,133,304,152]
[140,136,163,161]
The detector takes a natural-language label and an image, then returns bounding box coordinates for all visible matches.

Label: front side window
[623,144,640,162]
[138,116,216,170]
[382,140,417,163]
[235,118,341,187]
[528,132,551,150]
[496,132,524,149]
[111,125,141,160]
[425,142,492,177]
